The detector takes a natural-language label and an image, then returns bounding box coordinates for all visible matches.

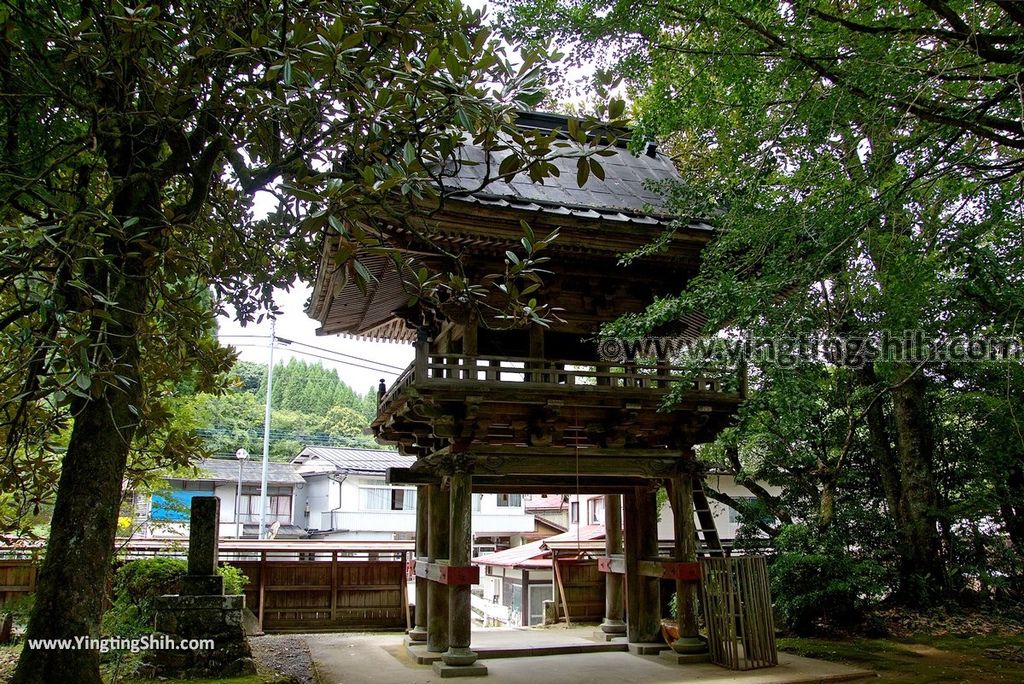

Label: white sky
[215,284,414,396]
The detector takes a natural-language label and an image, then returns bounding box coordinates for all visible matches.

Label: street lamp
[235,448,249,538]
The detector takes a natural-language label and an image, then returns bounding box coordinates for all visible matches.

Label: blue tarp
[151,489,211,522]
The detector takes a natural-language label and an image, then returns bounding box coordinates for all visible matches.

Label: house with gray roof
[292,446,535,546]
[136,457,306,539]
[133,447,536,544]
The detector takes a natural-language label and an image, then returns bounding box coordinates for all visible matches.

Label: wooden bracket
[414,560,479,585]
[598,556,701,581]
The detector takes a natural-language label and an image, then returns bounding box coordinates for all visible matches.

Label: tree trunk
[889,369,947,604]
[858,365,903,520]
[13,182,157,683]
[857,363,947,604]
[997,460,1024,556]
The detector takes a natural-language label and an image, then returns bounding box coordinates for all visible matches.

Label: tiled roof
[185,458,304,485]
[291,446,413,474]
[474,539,549,569]
[473,525,606,569]
[307,111,713,341]
[440,121,705,228]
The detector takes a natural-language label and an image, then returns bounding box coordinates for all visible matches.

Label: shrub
[218,562,249,596]
[769,524,884,635]
[103,557,249,637]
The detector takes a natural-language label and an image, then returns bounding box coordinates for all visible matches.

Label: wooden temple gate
[306,111,775,674]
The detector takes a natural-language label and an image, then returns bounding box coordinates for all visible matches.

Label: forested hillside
[172,359,380,462]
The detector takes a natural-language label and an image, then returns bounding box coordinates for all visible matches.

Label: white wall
[300,472,416,540]
[655,474,783,541]
[472,493,535,535]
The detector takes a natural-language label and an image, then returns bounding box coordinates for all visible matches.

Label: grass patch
[106,676,284,684]
[778,633,1024,683]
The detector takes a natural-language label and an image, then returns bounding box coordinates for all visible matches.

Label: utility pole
[235,448,249,538]
[258,317,276,539]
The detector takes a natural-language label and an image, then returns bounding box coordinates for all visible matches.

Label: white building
[136,448,551,543]
[291,447,536,544]
[136,458,306,539]
[522,473,784,551]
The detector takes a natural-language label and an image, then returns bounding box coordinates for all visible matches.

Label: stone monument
[143,496,256,678]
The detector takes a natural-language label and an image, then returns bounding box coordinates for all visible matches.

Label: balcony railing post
[415,328,429,382]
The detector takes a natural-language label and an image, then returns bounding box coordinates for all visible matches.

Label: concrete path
[306,627,875,684]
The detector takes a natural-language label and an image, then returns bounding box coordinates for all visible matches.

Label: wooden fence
[1,539,414,634]
[0,559,37,608]
[701,555,777,670]
[551,557,604,623]
[118,539,414,633]
[230,553,408,633]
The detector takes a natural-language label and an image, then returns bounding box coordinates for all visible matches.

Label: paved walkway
[306,627,875,684]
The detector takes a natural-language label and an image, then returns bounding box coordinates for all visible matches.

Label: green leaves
[576,156,589,186]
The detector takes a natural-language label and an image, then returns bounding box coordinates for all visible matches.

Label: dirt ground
[249,634,317,684]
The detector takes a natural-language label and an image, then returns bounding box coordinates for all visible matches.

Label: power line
[227,343,402,376]
[278,338,407,372]
[220,335,407,373]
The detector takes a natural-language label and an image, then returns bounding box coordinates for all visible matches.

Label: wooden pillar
[463,317,479,381]
[443,470,478,666]
[521,570,531,627]
[624,487,661,643]
[669,471,706,654]
[623,492,639,639]
[601,494,626,635]
[527,325,544,382]
[427,483,450,653]
[415,327,429,380]
[409,484,429,641]
[257,550,266,634]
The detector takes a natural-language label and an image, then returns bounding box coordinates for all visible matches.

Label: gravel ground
[250,634,317,684]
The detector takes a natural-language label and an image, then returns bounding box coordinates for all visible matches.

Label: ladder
[693,479,726,557]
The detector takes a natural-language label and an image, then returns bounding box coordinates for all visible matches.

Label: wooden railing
[378,353,744,413]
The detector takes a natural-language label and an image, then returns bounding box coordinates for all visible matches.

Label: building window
[391,488,415,511]
[496,493,522,507]
[570,501,579,524]
[237,486,292,524]
[361,487,415,511]
[472,494,483,512]
[588,497,604,525]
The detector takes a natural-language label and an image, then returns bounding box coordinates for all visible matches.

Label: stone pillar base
[433,661,488,678]
[661,649,711,665]
[408,626,428,642]
[600,619,627,635]
[142,593,255,679]
[671,636,708,655]
[627,642,671,656]
[593,630,627,642]
[442,646,478,666]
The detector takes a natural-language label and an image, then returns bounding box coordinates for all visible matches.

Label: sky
[215,284,414,395]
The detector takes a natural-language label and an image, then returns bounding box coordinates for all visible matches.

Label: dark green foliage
[770,525,885,635]
[103,558,249,638]
[501,0,1024,621]
[104,558,187,638]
